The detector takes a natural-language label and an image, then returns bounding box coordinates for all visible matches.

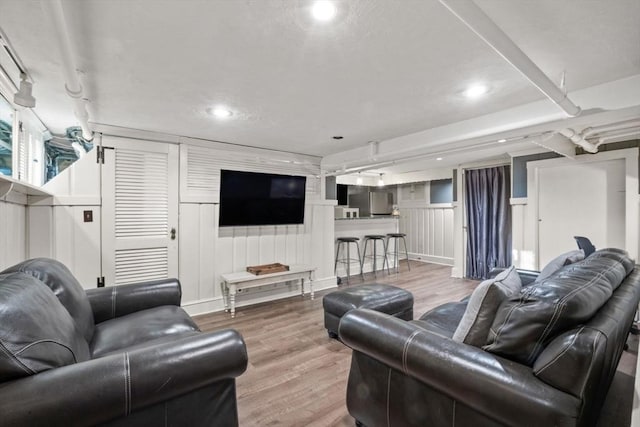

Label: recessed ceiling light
[211,107,233,119]
[497,138,507,143]
[436,157,443,161]
[332,136,343,140]
[464,84,489,99]
[312,0,337,22]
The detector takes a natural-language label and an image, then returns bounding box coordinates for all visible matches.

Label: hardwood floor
[195,261,477,426]
[194,261,636,426]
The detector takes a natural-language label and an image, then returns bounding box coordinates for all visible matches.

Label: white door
[537,159,625,268]
[101,136,179,286]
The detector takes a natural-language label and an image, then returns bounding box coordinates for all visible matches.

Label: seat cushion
[90,306,200,357]
[1,258,95,342]
[0,272,90,381]
[414,301,467,338]
[452,266,522,346]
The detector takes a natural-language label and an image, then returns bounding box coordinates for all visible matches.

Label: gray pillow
[537,249,585,282]
[452,266,522,347]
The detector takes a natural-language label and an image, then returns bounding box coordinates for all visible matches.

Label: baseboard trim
[451,267,463,278]
[408,253,454,266]
[182,297,225,316]
[182,276,338,317]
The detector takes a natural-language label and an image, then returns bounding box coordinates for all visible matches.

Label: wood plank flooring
[194,261,636,426]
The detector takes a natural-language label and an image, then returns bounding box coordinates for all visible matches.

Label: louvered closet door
[101,136,179,286]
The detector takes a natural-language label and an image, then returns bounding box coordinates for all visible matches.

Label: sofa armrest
[489,267,539,286]
[339,309,580,426]
[86,278,182,322]
[0,329,247,427]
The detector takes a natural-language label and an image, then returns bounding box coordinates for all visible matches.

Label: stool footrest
[323,284,414,339]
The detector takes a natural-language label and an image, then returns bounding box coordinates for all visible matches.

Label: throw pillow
[536,249,584,282]
[452,266,522,347]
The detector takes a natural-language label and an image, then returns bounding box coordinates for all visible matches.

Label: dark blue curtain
[465,165,511,279]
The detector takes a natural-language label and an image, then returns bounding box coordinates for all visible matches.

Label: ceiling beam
[438,0,581,117]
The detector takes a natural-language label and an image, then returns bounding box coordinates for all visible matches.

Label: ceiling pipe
[439,0,582,117]
[596,127,640,146]
[42,0,93,141]
[558,128,598,153]
[323,132,548,176]
[582,119,640,138]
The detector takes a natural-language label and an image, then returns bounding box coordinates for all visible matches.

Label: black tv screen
[219,170,306,226]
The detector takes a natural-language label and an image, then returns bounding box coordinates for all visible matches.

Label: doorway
[537,159,625,268]
[100,136,179,286]
[464,165,511,279]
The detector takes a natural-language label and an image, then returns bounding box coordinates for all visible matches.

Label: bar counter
[334,216,400,276]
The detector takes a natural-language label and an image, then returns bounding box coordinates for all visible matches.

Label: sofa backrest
[484,249,634,366]
[0,272,91,381]
[532,267,640,420]
[1,258,95,341]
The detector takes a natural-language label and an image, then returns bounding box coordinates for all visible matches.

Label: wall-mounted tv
[219,170,306,226]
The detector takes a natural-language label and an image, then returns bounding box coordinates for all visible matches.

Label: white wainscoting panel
[334,217,399,275]
[179,203,217,304]
[176,141,332,315]
[0,200,26,270]
[180,200,336,316]
[398,203,454,265]
[510,198,536,270]
[52,205,102,288]
[27,204,102,288]
[27,205,54,259]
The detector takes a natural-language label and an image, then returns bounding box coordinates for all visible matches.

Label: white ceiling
[0,0,639,165]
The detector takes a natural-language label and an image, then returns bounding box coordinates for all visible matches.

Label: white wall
[0,195,26,269]
[27,148,102,287]
[177,140,335,315]
[25,131,336,316]
[511,148,639,270]
[397,182,454,266]
[28,204,101,287]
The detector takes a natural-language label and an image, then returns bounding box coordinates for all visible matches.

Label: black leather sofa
[0,258,248,427]
[339,249,640,427]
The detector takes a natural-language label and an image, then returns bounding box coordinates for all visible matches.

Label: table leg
[310,272,314,300]
[229,284,237,318]
[221,282,229,312]
[301,278,305,298]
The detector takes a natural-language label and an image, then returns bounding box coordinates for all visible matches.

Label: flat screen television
[219,170,306,226]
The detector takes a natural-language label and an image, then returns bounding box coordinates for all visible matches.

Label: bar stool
[335,237,363,283]
[386,233,411,272]
[360,235,390,276]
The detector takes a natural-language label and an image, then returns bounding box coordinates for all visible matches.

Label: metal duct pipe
[43,0,93,141]
[558,128,598,153]
[439,0,582,117]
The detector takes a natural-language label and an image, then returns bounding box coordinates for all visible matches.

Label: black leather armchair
[0,258,248,427]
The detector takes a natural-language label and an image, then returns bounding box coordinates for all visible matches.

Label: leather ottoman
[323,284,413,339]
